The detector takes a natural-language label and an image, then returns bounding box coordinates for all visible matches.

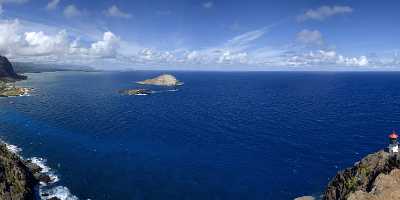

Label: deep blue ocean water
[0,71,399,200]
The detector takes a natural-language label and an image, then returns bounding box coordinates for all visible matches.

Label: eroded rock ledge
[323,150,400,200]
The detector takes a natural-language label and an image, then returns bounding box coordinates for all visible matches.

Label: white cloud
[89,32,120,58]
[105,5,132,19]
[298,5,353,21]
[46,0,60,11]
[202,1,213,9]
[64,4,81,18]
[287,50,369,67]
[296,29,323,45]
[225,29,266,50]
[337,55,368,66]
[22,31,68,56]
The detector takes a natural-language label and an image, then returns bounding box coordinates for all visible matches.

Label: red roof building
[389,131,398,139]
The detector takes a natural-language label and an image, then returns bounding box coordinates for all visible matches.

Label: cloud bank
[0,18,395,70]
[0,2,397,70]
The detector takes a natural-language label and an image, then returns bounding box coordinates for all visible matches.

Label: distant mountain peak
[0,55,26,81]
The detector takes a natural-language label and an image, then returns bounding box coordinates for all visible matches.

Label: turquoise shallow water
[0,71,399,200]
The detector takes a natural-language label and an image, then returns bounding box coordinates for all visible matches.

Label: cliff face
[323,150,400,200]
[0,144,37,199]
[0,56,27,81]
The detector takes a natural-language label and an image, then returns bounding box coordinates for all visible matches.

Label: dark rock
[0,143,38,199]
[41,192,49,197]
[0,55,27,81]
[48,197,61,200]
[25,161,42,174]
[38,174,52,184]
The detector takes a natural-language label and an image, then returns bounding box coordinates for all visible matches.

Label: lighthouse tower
[388,131,399,153]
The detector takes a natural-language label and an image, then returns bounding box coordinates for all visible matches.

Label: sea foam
[4,143,22,154]
[41,186,79,200]
[29,157,60,185]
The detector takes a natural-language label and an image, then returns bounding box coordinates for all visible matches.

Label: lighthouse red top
[389,131,398,139]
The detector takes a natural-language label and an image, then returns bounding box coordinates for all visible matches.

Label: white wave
[29,157,59,185]
[29,157,51,173]
[4,143,22,154]
[134,93,149,96]
[41,186,79,200]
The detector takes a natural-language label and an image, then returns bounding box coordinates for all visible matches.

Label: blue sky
[0,0,399,70]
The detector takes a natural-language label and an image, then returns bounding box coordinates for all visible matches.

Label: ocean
[0,71,398,200]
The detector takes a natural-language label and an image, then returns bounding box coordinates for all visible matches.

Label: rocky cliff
[0,56,27,81]
[323,150,400,200]
[0,143,37,199]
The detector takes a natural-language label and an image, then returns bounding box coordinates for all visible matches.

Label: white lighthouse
[388,131,399,153]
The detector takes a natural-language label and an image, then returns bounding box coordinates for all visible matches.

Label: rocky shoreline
[0,87,32,97]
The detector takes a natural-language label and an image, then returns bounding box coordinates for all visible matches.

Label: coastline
[0,140,78,200]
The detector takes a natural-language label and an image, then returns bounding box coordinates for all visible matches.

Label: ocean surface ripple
[0,71,399,200]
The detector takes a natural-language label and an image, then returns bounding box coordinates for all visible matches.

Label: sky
[0,0,399,70]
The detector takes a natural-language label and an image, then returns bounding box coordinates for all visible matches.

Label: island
[0,55,32,97]
[137,74,183,86]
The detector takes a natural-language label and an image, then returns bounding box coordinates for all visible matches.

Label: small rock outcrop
[137,74,183,86]
[323,150,400,200]
[0,56,26,81]
[0,143,37,199]
[119,89,152,96]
